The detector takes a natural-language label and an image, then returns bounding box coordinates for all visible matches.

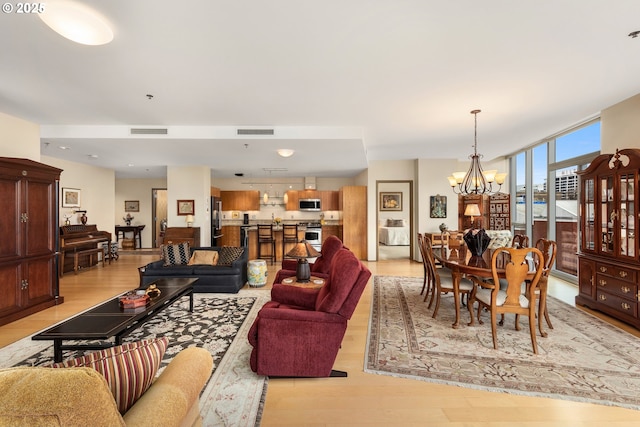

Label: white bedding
[378,226,410,246]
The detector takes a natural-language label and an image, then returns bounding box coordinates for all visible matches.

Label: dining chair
[511,234,530,249]
[469,247,544,354]
[423,236,475,320]
[417,233,435,304]
[533,238,557,334]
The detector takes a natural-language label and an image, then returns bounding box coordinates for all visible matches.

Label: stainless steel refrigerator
[211,197,223,246]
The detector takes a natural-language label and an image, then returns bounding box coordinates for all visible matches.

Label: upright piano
[59,224,112,276]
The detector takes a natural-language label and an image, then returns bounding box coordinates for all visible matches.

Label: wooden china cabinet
[576,148,640,329]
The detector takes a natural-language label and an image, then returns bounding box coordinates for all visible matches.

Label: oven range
[299,222,322,252]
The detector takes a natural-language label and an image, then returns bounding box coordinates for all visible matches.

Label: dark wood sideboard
[162,227,201,247]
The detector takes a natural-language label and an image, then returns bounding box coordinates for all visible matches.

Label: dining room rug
[0,290,270,427]
[365,275,640,411]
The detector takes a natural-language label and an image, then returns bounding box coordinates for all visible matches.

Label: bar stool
[282,224,299,259]
[257,224,276,265]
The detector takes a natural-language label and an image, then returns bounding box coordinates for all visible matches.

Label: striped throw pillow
[162,242,191,266]
[48,337,169,414]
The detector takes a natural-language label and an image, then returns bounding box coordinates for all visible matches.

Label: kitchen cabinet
[322,225,340,242]
[298,190,320,200]
[220,191,260,211]
[576,149,640,329]
[321,191,339,211]
[285,190,299,211]
[339,186,367,259]
[219,225,240,247]
[0,157,62,327]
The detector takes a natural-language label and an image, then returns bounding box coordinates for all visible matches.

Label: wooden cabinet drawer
[596,289,638,317]
[596,263,636,283]
[596,273,638,299]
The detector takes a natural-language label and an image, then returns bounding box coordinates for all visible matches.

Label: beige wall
[167,165,211,245]
[0,112,40,160]
[115,178,167,249]
[601,92,640,153]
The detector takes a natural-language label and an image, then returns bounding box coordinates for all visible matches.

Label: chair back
[312,235,344,274]
[258,224,273,241]
[535,238,557,275]
[315,248,371,319]
[511,234,530,249]
[421,236,440,285]
[491,247,544,307]
[282,224,298,240]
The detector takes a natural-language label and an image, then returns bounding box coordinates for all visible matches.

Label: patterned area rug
[0,291,270,426]
[365,275,640,411]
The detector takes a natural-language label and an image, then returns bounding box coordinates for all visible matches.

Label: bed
[378,220,410,246]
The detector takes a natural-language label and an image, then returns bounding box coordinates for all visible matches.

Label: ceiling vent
[130,128,168,135]
[304,176,316,190]
[237,128,274,135]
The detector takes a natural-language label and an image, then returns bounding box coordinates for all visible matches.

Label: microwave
[299,198,321,211]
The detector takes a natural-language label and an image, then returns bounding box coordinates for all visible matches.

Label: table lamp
[464,203,481,229]
[286,240,321,283]
[185,215,194,227]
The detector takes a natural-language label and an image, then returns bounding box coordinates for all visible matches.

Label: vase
[463,228,490,257]
[80,213,88,225]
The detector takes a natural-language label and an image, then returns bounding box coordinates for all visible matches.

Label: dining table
[432,245,545,334]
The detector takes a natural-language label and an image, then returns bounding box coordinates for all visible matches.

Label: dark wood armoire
[0,157,63,326]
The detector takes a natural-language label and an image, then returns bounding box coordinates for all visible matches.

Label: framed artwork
[177,199,195,215]
[380,192,402,211]
[430,195,447,218]
[61,187,81,208]
[124,200,140,212]
[231,211,240,219]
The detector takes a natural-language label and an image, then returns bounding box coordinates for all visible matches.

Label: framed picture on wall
[380,192,402,211]
[61,188,81,208]
[124,200,140,212]
[177,199,195,215]
[430,194,447,218]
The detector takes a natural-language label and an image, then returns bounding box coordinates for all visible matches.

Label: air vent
[237,128,274,135]
[130,128,168,135]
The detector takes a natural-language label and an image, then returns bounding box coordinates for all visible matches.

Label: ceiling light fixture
[448,110,507,195]
[39,1,114,45]
[277,149,295,158]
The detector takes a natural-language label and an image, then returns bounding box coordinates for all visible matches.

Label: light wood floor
[2,254,640,426]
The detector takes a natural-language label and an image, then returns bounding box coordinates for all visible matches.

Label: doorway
[152,188,167,248]
[376,180,413,261]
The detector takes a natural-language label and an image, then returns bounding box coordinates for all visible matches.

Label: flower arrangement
[274,217,282,226]
[123,213,134,226]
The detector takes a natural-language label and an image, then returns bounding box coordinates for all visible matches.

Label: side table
[281,276,325,289]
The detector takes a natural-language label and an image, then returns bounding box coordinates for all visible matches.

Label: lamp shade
[286,240,321,259]
[185,215,195,227]
[464,204,481,217]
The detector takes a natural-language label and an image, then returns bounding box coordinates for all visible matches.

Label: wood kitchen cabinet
[576,149,640,329]
[219,225,240,247]
[0,157,62,327]
[339,186,367,259]
[220,191,260,211]
[285,190,299,211]
[321,191,339,211]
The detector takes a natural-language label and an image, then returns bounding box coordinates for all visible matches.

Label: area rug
[365,275,640,411]
[0,290,270,427]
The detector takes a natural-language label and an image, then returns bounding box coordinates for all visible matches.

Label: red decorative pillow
[48,337,168,414]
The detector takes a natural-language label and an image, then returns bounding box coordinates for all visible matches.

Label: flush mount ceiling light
[277,149,295,158]
[39,1,114,45]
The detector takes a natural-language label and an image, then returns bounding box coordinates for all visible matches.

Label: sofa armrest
[123,347,213,427]
[271,283,319,309]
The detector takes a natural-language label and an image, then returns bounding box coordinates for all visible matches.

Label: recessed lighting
[39,1,114,45]
[128,163,135,167]
[59,146,70,150]
[277,149,295,158]
[87,154,98,159]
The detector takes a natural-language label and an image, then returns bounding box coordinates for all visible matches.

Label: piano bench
[66,247,106,275]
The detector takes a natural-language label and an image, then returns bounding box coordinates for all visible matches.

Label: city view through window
[512,121,601,278]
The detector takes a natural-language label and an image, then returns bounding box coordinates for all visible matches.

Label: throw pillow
[47,337,169,414]
[218,246,244,266]
[188,250,219,265]
[162,242,190,266]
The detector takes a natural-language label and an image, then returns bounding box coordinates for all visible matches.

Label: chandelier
[447,109,507,195]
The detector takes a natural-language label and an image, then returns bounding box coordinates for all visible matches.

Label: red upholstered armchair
[273,235,345,284]
[248,248,371,377]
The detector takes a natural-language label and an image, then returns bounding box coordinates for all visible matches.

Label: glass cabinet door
[582,177,595,251]
[601,176,615,255]
[619,172,636,258]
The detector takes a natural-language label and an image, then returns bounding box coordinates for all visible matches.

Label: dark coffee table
[33,278,197,362]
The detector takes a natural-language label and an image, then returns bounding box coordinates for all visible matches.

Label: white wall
[115,178,167,248]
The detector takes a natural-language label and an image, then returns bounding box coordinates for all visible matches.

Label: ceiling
[2,1,640,179]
